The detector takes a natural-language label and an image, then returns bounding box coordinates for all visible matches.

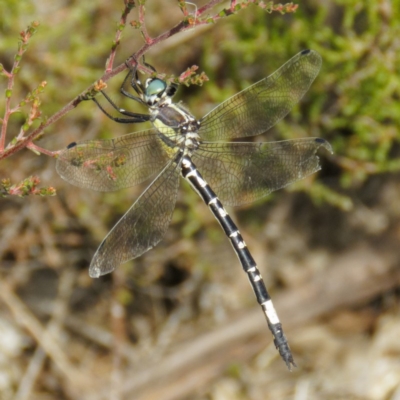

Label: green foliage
[170,65,209,87]
[195,1,400,207]
[1,176,56,197]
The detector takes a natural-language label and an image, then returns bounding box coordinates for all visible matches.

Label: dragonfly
[56,49,332,369]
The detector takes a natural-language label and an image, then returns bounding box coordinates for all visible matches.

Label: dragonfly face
[121,66,198,149]
[143,78,177,107]
[151,104,200,152]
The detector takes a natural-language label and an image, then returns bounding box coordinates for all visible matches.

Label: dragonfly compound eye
[145,78,168,105]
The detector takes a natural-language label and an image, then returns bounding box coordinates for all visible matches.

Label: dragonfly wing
[56,129,173,191]
[192,138,332,206]
[89,157,182,277]
[199,50,321,141]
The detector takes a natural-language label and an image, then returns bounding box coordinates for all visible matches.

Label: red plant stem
[0,68,17,152]
[197,0,224,15]
[139,3,152,44]
[27,142,57,157]
[0,104,10,152]
[0,95,82,161]
[1,24,37,151]
[106,0,136,72]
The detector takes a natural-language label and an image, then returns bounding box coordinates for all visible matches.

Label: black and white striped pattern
[181,155,295,369]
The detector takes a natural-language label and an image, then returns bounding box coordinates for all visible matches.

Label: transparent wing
[89,157,182,277]
[198,50,321,141]
[56,129,175,192]
[192,138,332,206]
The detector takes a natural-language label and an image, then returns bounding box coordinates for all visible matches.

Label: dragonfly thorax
[151,101,200,150]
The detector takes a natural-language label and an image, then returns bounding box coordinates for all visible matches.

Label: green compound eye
[146,78,167,96]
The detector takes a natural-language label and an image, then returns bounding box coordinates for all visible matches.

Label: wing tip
[89,265,102,278]
[299,49,322,70]
[314,137,333,154]
[67,142,77,149]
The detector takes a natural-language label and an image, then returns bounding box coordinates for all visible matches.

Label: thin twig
[0,278,94,397]
[139,2,152,44]
[109,269,129,400]
[26,142,56,157]
[0,22,40,151]
[106,0,136,72]
[197,0,224,15]
[15,269,76,400]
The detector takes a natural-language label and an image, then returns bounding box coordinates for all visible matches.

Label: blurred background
[1,0,400,399]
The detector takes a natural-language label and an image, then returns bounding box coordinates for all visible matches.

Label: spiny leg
[91,58,151,124]
[181,155,295,370]
[92,89,151,124]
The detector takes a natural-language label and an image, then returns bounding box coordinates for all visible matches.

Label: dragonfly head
[144,78,178,107]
